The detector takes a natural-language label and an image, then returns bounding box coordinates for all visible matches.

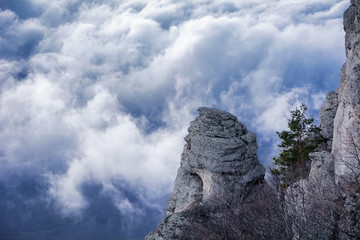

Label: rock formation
[332,0,360,179]
[170,107,264,212]
[320,92,338,151]
[286,1,360,238]
[285,151,338,239]
[146,107,266,239]
[332,2,360,236]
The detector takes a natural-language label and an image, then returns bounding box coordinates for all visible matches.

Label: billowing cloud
[0,0,348,238]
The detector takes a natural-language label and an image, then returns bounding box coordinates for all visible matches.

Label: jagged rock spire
[146,107,265,239]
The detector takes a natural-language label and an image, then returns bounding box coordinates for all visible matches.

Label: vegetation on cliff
[271,103,324,187]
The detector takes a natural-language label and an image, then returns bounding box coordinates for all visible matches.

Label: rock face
[146,107,265,240]
[286,152,338,240]
[169,107,265,213]
[331,2,360,236]
[320,92,338,151]
[332,0,360,179]
[285,2,360,239]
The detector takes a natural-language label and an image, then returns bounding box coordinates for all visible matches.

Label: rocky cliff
[146,108,268,239]
[320,92,338,151]
[169,107,264,213]
[285,151,338,239]
[285,1,360,238]
[333,0,360,180]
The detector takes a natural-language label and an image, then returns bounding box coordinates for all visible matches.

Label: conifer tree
[271,103,323,187]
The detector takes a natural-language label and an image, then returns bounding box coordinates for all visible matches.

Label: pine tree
[271,103,324,188]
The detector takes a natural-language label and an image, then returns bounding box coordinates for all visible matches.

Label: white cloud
[0,77,74,166]
[0,9,46,57]
[0,0,349,217]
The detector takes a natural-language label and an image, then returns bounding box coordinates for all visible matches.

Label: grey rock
[307,151,336,182]
[146,213,188,240]
[333,27,360,233]
[341,190,360,239]
[320,91,338,150]
[332,0,360,179]
[286,2,360,238]
[171,107,264,212]
[286,151,338,240]
[146,107,265,240]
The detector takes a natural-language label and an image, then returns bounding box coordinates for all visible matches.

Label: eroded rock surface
[286,152,338,240]
[332,0,360,178]
[320,92,338,151]
[286,2,360,238]
[146,107,265,240]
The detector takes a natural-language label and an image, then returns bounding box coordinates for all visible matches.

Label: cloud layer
[0,0,348,238]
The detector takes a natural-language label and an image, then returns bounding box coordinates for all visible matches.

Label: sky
[0,0,349,239]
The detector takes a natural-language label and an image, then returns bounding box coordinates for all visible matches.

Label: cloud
[0,9,46,58]
[0,0,349,235]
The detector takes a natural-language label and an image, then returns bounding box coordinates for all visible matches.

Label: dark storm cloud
[0,10,45,59]
[0,0,44,19]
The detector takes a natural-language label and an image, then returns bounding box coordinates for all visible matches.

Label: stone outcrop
[286,151,338,240]
[328,3,360,235]
[332,0,360,179]
[285,2,360,239]
[146,107,265,240]
[333,3,360,236]
[320,92,338,151]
